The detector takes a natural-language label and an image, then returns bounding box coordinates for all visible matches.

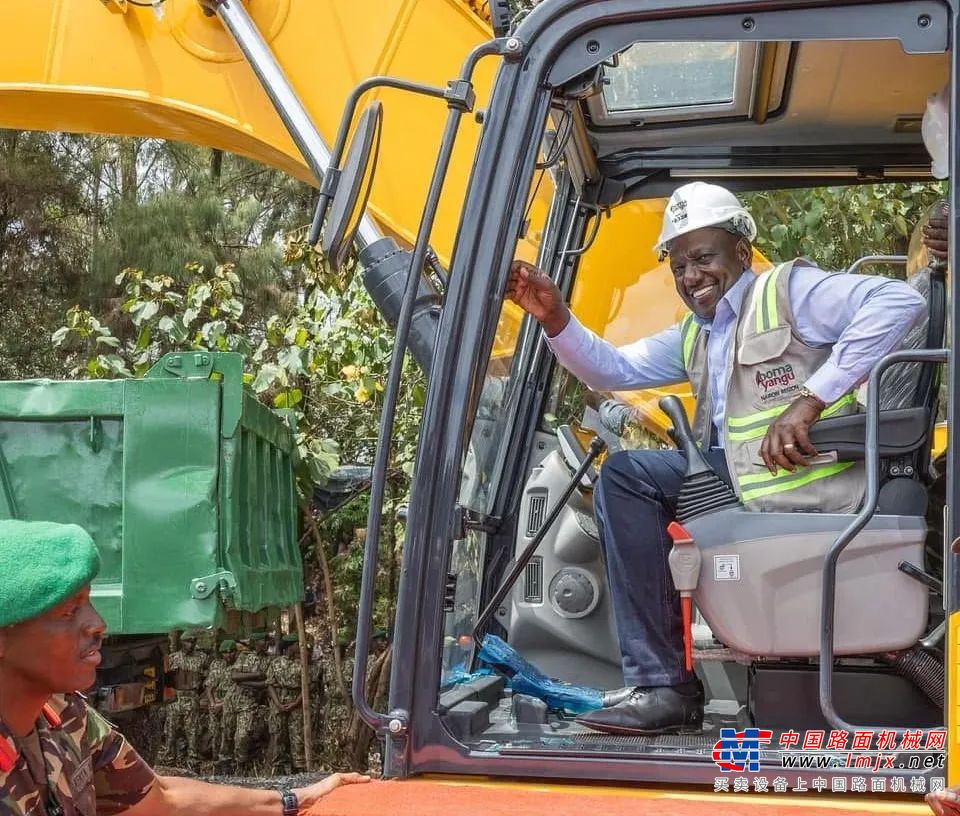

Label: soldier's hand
[295,773,371,807]
[927,788,960,816]
[505,260,570,337]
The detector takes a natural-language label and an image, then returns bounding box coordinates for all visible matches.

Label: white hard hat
[922,83,949,180]
[654,182,757,259]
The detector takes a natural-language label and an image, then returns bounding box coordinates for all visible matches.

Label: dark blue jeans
[594,448,730,687]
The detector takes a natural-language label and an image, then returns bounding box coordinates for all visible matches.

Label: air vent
[526,493,547,537]
[524,557,543,604]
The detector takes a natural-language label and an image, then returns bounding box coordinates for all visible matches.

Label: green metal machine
[0,351,303,711]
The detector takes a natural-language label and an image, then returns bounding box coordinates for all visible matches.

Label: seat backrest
[877,201,948,416]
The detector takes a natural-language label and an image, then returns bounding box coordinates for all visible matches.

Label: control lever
[658,396,741,521]
[667,521,701,672]
[898,560,943,596]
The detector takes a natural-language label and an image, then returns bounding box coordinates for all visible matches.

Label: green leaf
[273,388,303,408]
[251,363,284,393]
[134,325,151,352]
[277,345,305,375]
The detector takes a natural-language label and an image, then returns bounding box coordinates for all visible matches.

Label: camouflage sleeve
[265,661,278,687]
[84,705,157,815]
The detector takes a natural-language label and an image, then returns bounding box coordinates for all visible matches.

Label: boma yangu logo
[755,363,795,393]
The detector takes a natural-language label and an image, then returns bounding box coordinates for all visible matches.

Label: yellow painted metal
[1,0,496,262]
[950,610,960,786]
[934,422,948,459]
[417,774,931,813]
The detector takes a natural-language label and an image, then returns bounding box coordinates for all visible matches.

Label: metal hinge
[451,504,501,540]
[191,571,237,601]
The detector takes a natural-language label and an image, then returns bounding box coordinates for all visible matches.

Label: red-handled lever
[666,521,700,674]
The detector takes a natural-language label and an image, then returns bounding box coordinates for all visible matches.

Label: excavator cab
[330,0,960,788]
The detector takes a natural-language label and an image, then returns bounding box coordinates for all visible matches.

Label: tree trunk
[119,139,139,204]
[302,505,351,708]
[346,646,392,770]
[293,602,314,771]
[209,148,224,184]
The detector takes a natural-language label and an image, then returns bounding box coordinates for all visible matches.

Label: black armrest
[808,407,930,460]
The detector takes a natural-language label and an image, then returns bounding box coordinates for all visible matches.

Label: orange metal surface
[307,778,930,816]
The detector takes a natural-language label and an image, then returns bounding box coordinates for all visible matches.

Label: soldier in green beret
[0,519,367,815]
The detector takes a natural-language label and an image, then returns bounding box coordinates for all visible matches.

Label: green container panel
[0,353,303,636]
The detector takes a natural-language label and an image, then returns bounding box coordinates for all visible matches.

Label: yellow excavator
[6,2,954,815]
[6,0,704,437]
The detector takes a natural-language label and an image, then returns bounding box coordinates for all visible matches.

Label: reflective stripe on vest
[737,460,856,504]
[680,313,699,369]
[726,392,858,442]
[754,263,786,334]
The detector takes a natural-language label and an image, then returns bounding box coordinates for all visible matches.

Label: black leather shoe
[601,686,635,708]
[576,680,704,735]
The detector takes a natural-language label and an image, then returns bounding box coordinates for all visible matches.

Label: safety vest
[679,260,865,513]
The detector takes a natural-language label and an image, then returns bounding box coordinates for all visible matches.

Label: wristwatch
[798,386,826,409]
[280,789,299,816]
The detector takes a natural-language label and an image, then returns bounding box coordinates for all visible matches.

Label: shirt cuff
[543,313,587,356]
[804,360,854,405]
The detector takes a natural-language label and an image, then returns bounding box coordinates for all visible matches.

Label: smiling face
[0,586,106,694]
[668,227,752,320]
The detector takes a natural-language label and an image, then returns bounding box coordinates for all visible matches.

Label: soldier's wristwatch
[280,789,299,816]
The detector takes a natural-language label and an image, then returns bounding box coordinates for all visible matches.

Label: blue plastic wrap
[478,634,603,715]
[440,666,495,690]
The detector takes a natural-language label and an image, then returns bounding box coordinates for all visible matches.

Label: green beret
[219,639,237,653]
[372,629,388,641]
[0,520,100,628]
[180,631,197,642]
[281,633,299,645]
[249,632,268,642]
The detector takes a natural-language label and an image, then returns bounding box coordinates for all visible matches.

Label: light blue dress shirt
[545,265,926,444]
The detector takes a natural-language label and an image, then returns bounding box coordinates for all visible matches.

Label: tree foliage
[743,182,946,271]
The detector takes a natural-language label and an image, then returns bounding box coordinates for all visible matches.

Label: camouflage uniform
[204,657,232,761]
[160,648,207,765]
[266,655,305,772]
[217,669,243,767]
[0,693,156,815]
[230,650,272,767]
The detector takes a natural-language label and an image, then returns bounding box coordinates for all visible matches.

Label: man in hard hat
[507,181,936,735]
[0,519,367,814]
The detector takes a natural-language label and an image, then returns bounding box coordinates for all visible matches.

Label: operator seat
[686,205,946,657]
